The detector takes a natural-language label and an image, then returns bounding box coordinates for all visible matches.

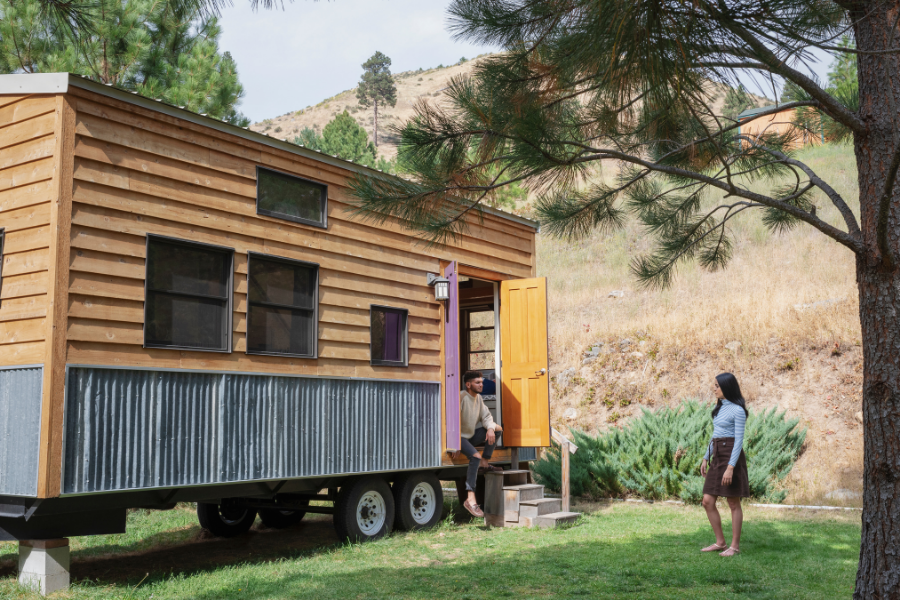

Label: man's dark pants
[460,427,496,492]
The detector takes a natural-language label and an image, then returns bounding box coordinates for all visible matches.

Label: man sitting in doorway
[456,370,503,517]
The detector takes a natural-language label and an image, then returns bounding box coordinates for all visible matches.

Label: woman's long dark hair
[712,373,749,417]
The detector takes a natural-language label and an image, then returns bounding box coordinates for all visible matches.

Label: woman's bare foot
[719,547,741,556]
[701,542,728,552]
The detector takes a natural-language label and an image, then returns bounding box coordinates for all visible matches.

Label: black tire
[197,502,257,538]
[392,472,443,531]
[258,506,307,529]
[334,476,395,542]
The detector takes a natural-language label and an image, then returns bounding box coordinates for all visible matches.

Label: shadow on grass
[0,505,859,600]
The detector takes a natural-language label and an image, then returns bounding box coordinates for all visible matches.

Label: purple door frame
[443,261,461,452]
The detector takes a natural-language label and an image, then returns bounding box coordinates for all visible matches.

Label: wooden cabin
[737,105,823,148]
[0,73,550,543]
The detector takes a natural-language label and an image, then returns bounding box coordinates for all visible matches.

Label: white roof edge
[0,72,70,94]
[0,73,540,232]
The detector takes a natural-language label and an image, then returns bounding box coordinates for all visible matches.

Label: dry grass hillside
[539,142,863,506]
[251,56,771,160]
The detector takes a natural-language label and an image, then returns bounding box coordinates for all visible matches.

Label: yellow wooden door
[500,277,550,447]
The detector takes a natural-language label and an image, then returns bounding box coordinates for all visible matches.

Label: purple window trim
[444,261,461,452]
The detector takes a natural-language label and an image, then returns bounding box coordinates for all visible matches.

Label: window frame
[255,166,329,229]
[142,234,234,353]
[463,305,496,371]
[245,251,320,359]
[369,304,409,367]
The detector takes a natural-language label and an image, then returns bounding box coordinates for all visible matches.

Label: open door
[443,261,461,452]
[500,277,551,447]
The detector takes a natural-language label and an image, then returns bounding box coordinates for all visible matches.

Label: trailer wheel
[258,506,307,529]
[197,502,257,538]
[334,476,394,542]
[392,472,443,531]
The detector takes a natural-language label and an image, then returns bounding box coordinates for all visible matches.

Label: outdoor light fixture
[426,273,450,302]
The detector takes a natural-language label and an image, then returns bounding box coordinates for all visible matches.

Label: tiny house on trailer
[0,73,553,549]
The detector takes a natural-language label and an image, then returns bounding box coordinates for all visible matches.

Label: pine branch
[717,16,865,133]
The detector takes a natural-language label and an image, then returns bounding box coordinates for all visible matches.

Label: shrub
[533,400,806,503]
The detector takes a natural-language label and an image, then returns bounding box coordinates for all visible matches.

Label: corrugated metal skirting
[0,366,43,497]
[63,368,442,495]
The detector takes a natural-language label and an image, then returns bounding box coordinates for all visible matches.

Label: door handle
[535,368,547,376]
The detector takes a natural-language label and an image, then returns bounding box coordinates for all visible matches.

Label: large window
[256,167,328,228]
[464,307,495,370]
[144,236,233,352]
[370,305,408,367]
[246,253,318,357]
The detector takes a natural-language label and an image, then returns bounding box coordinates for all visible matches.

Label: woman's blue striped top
[702,399,747,466]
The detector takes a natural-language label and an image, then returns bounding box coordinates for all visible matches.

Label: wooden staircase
[484,469,580,528]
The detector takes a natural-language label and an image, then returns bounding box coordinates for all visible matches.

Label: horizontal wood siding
[62,88,535,381]
[0,95,56,366]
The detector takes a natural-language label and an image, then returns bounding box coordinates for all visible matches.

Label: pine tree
[828,36,858,100]
[350,2,900,593]
[0,0,249,125]
[320,111,378,165]
[722,84,753,121]
[293,112,380,167]
[356,51,397,147]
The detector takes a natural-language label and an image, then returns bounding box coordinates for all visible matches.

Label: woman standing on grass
[700,373,750,557]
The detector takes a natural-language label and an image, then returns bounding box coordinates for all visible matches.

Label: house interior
[457,276,502,430]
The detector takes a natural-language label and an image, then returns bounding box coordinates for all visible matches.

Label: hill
[540,142,863,505]
[250,55,772,161]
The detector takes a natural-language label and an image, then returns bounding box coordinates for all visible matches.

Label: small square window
[256,167,328,228]
[246,253,318,358]
[370,305,408,367]
[144,236,233,352]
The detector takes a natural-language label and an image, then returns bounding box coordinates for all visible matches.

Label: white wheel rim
[356,491,387,535]
[410,482,437,525]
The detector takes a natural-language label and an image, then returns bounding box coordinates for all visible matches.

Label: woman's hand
[700,460,707,477]
[722,465,734,486]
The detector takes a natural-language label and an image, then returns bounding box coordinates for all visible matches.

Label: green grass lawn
[0,501,860,599]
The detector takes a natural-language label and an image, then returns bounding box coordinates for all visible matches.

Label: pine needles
[533,400,806,503]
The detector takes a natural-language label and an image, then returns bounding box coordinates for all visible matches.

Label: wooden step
[502,483,545,521]
[503,484,544,501]
[519,498,562,518]
[499,469,531,486]
[534,511,580,529]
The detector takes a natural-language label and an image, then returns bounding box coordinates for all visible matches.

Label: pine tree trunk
[853,2,900,597]
[374,98,379,147]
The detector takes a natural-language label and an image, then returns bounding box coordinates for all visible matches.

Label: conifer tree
[320,111,378,164]
[349,2,900,594]
[356,51,397,147]
[295,111,379,166]
[722,84,753,121]
[0,0,249,125]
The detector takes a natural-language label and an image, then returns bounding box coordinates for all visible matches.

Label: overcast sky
[218,1,835,123]
[218,1,499,122]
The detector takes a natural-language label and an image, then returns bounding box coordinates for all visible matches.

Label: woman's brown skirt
[703,437,750,498]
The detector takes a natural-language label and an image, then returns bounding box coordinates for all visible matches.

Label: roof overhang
[0,72,540,231]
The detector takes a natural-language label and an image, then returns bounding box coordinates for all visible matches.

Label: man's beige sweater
[460,390,496,439]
